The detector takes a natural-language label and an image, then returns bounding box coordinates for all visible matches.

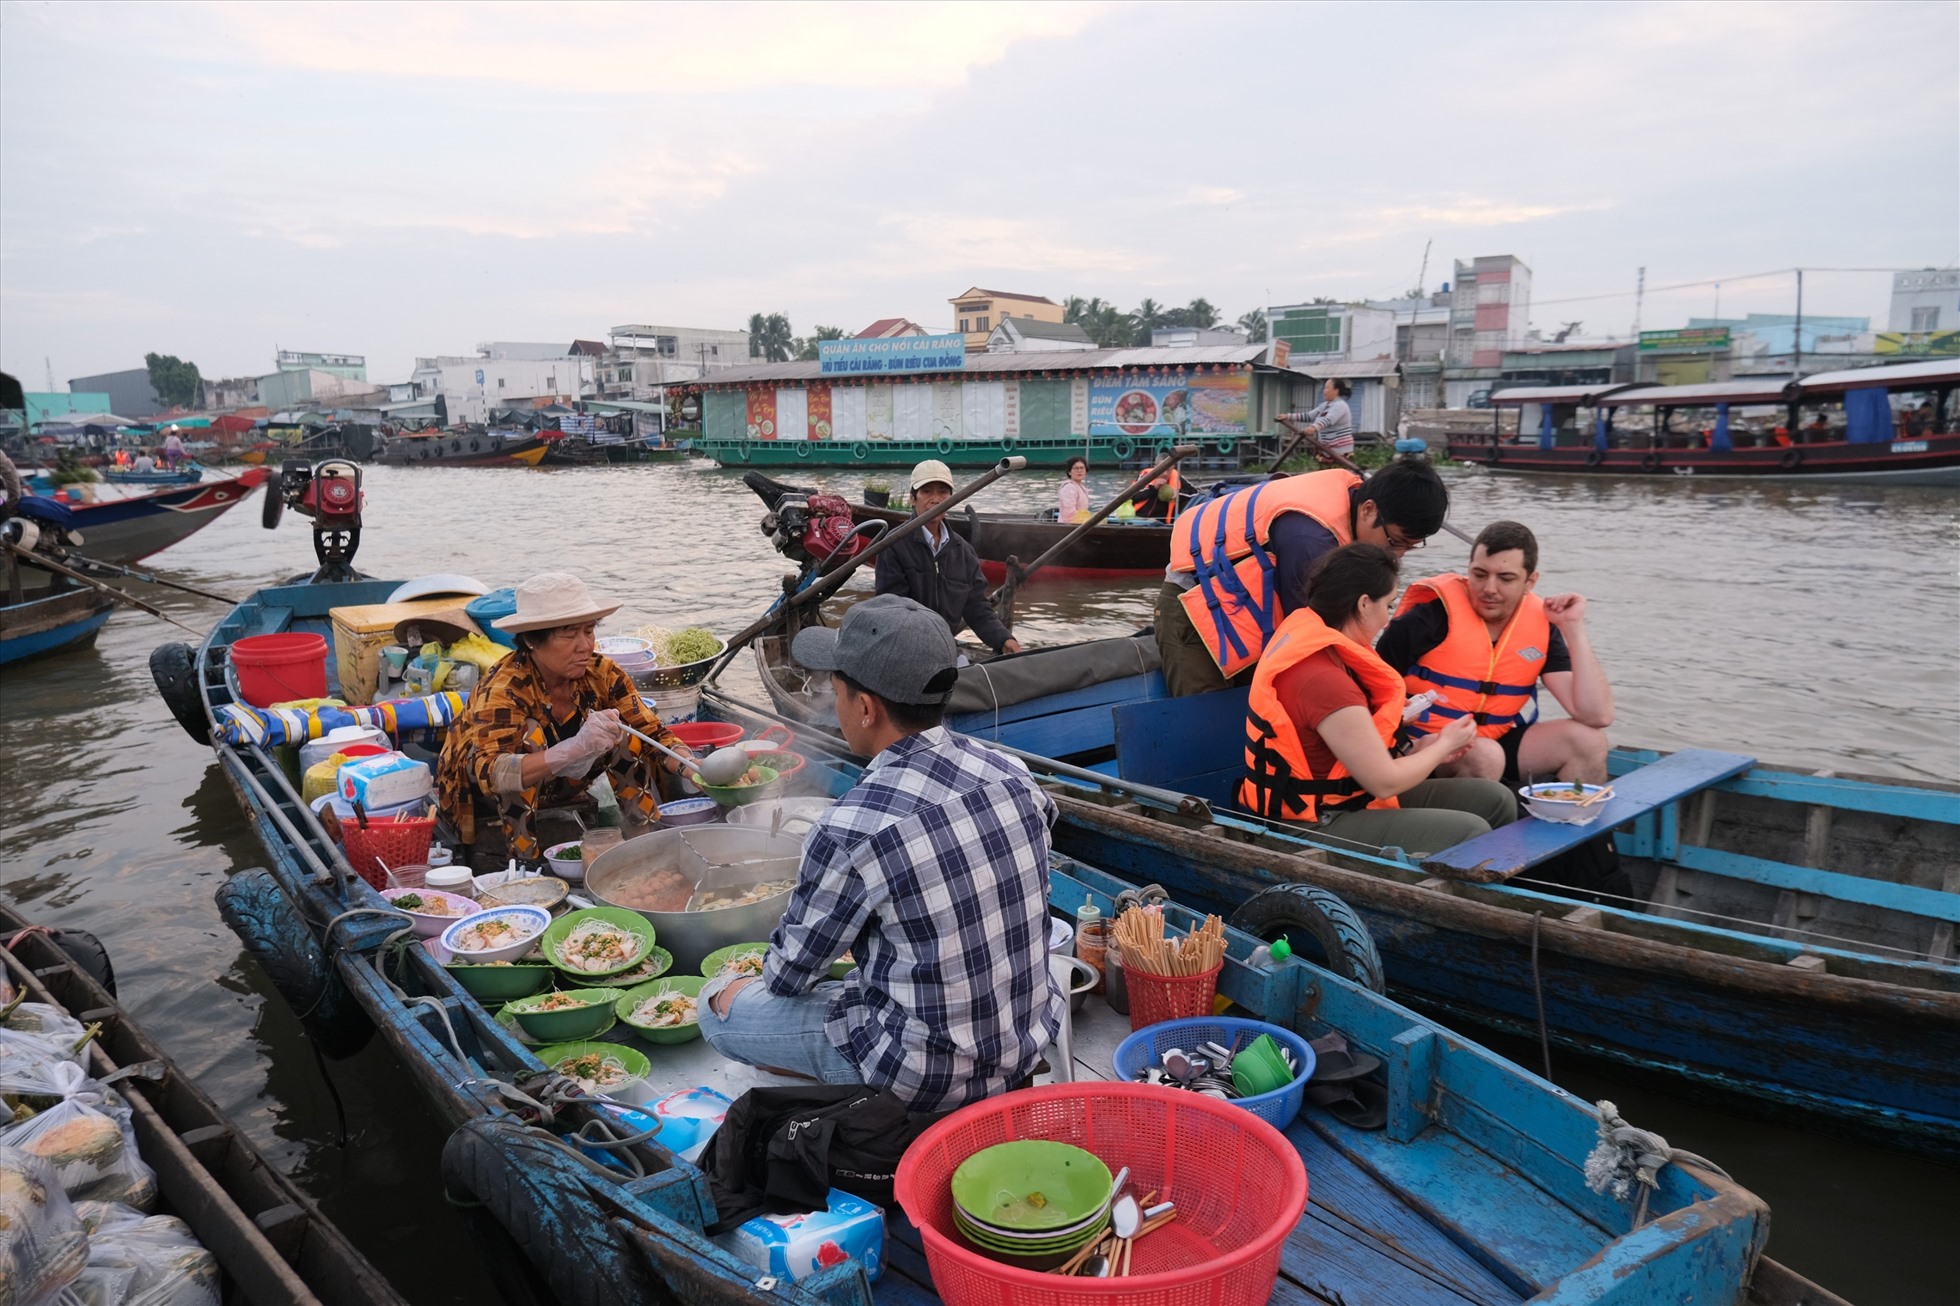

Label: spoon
[1080,1254,1111,1277]
[619,724,750,786]
[1111,1193,1141,1239]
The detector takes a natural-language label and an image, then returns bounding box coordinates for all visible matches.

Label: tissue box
[714,1189,884,1285]
[338,753,432,810]
[582,1088,732,1170]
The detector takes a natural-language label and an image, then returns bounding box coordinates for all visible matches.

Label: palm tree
[1091,303,1135,348]
[1133,298,1165,342]
[1063,296,1089,325]
[795,325,845,361]
[1236,310,1268,343]
[1186,298,1218,328]
[747,313,795,362]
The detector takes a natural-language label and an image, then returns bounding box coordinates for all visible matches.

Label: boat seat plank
[1114,687,1251,810]
[952,670,1163,735]
[249,605,295,637]
[1424,750,1756,882]
[971,701,1128,760]
[1668,844,1960,923]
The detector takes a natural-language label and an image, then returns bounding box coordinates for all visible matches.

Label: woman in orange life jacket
[1240,544,1517,856]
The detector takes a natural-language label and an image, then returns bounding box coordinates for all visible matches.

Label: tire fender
[1780,448,1803,470]
[52,929,117,997]
[215,868,374,1060]
[851,442,871,461]
[1640,452,1662,472]
[260,474,285,530]
[1112,437,1136,459]
[1483,444,1501,467]
[935,438,956,456]
[794,441,810,458]
[149,642,210,745]
[1229,884,1385,993]
[1583,450,1603,467]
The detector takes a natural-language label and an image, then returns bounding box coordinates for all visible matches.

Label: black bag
[1515,832,1632,906]
[700,1085,948,1234]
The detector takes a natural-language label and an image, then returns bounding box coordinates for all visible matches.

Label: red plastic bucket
[669,721,744,751]
[232,632,329,707]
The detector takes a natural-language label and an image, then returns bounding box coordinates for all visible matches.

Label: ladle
[619,723,751,786]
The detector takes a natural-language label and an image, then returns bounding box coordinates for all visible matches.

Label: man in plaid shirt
[699,595,1066,1111]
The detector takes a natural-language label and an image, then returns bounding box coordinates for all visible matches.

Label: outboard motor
[262,456,365,580]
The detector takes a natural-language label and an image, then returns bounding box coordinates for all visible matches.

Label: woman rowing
[434,572,696,871]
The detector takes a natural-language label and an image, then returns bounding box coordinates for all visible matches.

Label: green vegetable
[391,893,425,910]
[664,627,721,665]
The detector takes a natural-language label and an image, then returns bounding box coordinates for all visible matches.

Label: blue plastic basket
[1111,1016,1317,1131]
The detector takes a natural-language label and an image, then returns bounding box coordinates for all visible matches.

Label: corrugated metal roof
[693,345,1267,388]
[1602,381,1793,407]
[1488,384,1632,406]
[1797,359,1960,393]
[1288,358,1401,379]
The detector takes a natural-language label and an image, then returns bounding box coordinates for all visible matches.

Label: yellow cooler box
[329,599,480,705]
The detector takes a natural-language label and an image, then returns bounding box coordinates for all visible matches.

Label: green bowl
[1231,1034,1293,1096]
[568,946,672,989]
[444,961,554,1002]
[533,1039,652,1100]
[828,954,856,980]
[540,907,657,980]
[953,1207,1108,1253]
[695,764,782,808]
[950,1140,1112,1231]
[615,975,709,1043]
[699,942,770,980]
[500,988,626,1042]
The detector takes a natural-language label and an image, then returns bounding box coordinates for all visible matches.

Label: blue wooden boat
[0,581,116,664]
[745,628,1960,1161]
[156,570,1820,1306]
[103,460,207,486]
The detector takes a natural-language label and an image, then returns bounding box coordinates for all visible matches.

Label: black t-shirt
[1376,598,1570,677]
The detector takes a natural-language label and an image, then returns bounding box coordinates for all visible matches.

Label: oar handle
[991,445,1197,607]
[1272,418,1473,546]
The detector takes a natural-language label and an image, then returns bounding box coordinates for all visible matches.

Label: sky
[2,0,1955,388]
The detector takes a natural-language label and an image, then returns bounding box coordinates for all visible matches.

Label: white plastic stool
[1042,954,1099,1084]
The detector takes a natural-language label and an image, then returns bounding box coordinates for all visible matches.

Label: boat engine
[263,457,364,580]
[760,491,878,568]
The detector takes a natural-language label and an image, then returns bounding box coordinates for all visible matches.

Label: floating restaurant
[673,334,1325,468]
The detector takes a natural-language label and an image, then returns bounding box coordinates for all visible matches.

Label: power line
[1529,263,1957,309]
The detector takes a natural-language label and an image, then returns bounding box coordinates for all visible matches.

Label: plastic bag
[447,633,510,672]
[0,1062,156,1211]
[1,1004,88,1057]
[0,1145,89,1306]
[56,1206,218,1306]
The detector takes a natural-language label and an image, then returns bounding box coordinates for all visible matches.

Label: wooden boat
[375,429,549,467]
[0,582,116,664]
[742,631,1960,1160]
[1,905,406,1304]
[103,461,205,486]
[696,433,1222,470]
[155,571,1807,1304]
[13,468,271,569]
[1455,359,1960,484]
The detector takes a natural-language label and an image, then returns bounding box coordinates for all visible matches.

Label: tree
[794,325,845,361]
[144,353,200,408]
[1062,295,1089,325]
[1236,310,1268,343]
[1133,298,1166,342]
[746,313,795,363]
[1186,298,1218,328]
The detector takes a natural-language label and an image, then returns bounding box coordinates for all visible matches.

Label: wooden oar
[708,455,1029,679]
[1272,417,1473,545]
[990,444,1198,625]
[62,552,241,604]
[1,539,208,636]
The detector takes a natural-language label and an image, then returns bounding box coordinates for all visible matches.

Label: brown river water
[1,460,1953,1302]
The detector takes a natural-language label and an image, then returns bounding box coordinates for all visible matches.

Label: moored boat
[103,461,206,486]
[375,428,550,467]
[9,468,271,575]
[156,563,1816,1306]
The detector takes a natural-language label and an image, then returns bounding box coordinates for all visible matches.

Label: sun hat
[791,595,958,707]
[909,459,954,493]
[492,572,621,633]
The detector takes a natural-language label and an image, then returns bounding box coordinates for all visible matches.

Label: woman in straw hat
[435,572,695,870]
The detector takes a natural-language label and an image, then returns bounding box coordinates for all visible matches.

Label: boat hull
[104,467,204,486]
[63,469,270,563]
[376,433,550,467]
[696,435,1225,469]
[851,502,1171,579]
[0,587,116,664]
[1449,431,1960,485]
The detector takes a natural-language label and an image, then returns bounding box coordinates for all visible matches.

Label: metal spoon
[619,724,750,786]
[1111,1193,1141,1240]
[1080,1254,1111,1277]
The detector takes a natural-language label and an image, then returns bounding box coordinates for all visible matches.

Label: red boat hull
[1448,432,1960,485]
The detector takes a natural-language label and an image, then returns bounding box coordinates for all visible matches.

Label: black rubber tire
[1483,445,1501,467]
[441,1117,666,1306]
[149,642,210,745]
[1583,450,1603,467]
[53,929,116,998]
[1780,448,1803,470]
[261,475,284,530]
[215,869,374,1060]
[1230,884,1386,993]
[1640,452,1662,472]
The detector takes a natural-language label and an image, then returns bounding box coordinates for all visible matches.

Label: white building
[1264,302,1397,364]
[598,324,752,401]
[1151,326,1250,348]
[1888,268,1958,333]
[409,352,589,425]
[1448,254,1533,371]
[256,368,384,412]
[986,318,1097,352]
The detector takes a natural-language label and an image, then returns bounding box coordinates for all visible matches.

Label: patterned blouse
[434,650,682,857]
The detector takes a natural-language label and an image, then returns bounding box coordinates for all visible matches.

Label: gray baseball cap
[791,595,959,706]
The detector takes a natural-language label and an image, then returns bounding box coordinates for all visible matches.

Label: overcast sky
[2,0,1954,388]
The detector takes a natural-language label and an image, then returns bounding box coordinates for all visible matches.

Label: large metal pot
[723,797,834,838]
[584,825,803,972]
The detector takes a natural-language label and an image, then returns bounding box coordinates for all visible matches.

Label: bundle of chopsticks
[1114,908,1225,978]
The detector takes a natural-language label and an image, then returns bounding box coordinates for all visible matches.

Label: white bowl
[440,905,552,963]
[381,887,480,938]
[1520,783,1612,825]
[1048,916,1075,955]
[543,840,588,883]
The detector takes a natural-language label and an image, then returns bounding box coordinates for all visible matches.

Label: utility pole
[1792,268,1804,377]
[1632,267,1645,340]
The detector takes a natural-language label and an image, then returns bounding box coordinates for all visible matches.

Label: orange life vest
[1395,573,1549,739]
[1171,469,1360,678]
[1239,607,1405,824]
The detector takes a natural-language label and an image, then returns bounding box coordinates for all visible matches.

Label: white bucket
[645,685,703,724]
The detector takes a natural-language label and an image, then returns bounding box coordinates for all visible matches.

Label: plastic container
[668,720,743,751]
[1111,1016,1317,1131]
[426,845,454,868]
[298,725,389,773]
[230,632,329,707]
[425,866,475,898]
[647,685,703,722]
[893,1082,1307,1306]
[1074,903,1107,996]
[466,589,519,649]
[1104,939,1130,1017]
[341,814,438,890]
[1125,959,1223,1032]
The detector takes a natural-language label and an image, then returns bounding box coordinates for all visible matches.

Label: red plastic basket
[1125,960,1223,1032]
[894,1083,1307,1306]
[340,815,437,890]
[668,721,744,751]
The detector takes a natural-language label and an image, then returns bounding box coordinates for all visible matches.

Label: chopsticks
[1113,908,1225,978]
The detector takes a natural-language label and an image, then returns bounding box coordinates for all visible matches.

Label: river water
[1,460,1953,1303]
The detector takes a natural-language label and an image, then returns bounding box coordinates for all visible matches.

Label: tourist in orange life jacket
[1156,457,1450,696]
[1126,466,1184,521]
[1240,545,1517,855]
[1377,520,1614,787]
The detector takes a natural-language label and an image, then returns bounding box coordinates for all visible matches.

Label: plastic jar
[424,866,476,900]
[1075,902,1108,995]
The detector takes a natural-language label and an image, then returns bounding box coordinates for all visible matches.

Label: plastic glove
[541,709,625,777]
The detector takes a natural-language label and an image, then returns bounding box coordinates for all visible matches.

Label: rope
[1584,1099,1732,1228]
[1529,912,1552,1079]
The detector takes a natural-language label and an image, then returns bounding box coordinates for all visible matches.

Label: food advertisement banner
[744,388,777,439]
[1089,369,1249,437]
[818,333,967,376]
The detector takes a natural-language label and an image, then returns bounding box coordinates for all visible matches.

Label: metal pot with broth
[584,826,804,972]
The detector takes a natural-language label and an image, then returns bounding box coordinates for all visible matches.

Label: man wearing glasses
[1156,457,1452,696]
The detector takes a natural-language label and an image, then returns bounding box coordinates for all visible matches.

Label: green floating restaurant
[667,335,1328,468]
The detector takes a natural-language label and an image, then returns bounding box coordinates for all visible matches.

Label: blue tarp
[1712,403,1732,452]
[1844,387,1895,444]
[1538,405,1556,450]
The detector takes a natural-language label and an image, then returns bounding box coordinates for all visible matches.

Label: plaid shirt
[763,727,1066,1111]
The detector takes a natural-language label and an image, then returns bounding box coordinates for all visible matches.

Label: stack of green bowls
[1230,1033,1296,1097]
[948,1140,1114,1268]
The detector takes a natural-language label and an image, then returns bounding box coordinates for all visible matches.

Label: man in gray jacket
[872,459,1022,654]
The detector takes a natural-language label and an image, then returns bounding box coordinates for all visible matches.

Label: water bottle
[1248,938,1292,972]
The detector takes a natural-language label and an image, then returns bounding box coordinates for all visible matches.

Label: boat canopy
[1797,358,1960,395]
[1602,380,1793,408]
[1487,383,1632,406]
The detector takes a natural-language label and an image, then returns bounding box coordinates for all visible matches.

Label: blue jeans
[698,977,864,1085]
